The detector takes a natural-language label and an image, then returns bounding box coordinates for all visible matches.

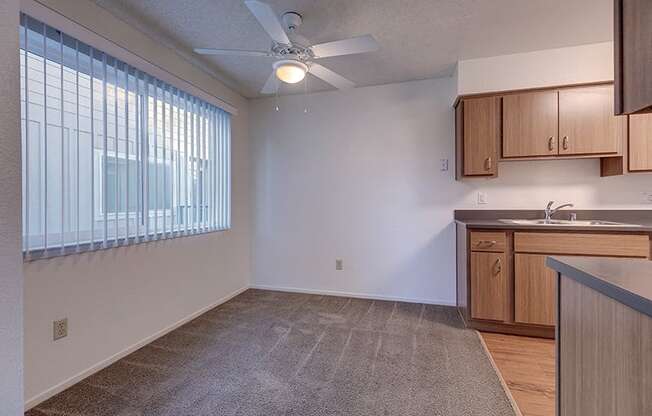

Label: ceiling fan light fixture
[274,60,307,84]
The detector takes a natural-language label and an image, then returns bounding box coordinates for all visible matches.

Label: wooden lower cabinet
[461,228,651,338]
[514,254,556,326]
[470,252,508,322]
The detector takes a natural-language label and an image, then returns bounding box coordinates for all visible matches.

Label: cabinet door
[559,85,620,155]
[470,252,507,322]
[503,91,559,157]
[514,254,556,326]
[629,114,652,171]
[462,97,499,176]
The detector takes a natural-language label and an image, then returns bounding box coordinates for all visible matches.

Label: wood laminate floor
[481,332,556,416]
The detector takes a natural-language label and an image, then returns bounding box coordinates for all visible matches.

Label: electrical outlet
[335,259,343,271]
[477,191,488,205]
[440,158,449,171]
[53,318,68,341]
[643,192,652,204]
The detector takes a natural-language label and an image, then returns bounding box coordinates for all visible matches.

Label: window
[20,14,231,258]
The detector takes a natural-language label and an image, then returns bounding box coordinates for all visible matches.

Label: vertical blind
[19,14,231,259]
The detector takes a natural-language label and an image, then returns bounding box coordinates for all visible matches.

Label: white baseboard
[249,284,457,307]
[24,285,249,411]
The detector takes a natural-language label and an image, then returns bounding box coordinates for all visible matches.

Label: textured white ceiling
[94,0,613,98]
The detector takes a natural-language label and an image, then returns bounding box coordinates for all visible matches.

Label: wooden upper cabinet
[470,252,508,322]
[455,83,630,180]
[558,85,620,155]
[460,97,499,176]
[503,91,558,157]
[615,0,652,115]
[628,114,652,171]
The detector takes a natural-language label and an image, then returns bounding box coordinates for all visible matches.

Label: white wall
[0,0,24,414]
[22,0,252,407]
[249,76,652,306]
[250,78,461,305]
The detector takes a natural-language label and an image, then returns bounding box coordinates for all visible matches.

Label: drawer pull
[548,136,555,151]
[476,240,497,247]
[562,136,569,150]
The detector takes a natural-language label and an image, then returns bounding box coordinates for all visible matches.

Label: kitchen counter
[455,209,652,232]
[547,256,652,318]
[455,209,652,339]
[548,255,652,415]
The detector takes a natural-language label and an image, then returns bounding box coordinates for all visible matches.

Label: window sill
[23,226,230,262]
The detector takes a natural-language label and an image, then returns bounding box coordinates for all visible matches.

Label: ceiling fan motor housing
[282,11,303,31]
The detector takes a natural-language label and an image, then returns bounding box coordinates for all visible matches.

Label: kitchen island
[547,256,652,416]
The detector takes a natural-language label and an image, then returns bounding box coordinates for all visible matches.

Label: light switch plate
[477,192,488,205]
[335,259,343,271]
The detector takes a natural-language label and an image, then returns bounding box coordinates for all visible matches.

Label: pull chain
[303,72,309,114]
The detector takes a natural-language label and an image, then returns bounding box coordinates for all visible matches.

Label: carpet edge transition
[476,331,523,416]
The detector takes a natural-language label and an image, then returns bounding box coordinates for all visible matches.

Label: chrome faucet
[544,201,574,222]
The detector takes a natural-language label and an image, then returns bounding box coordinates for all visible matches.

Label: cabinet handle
[562,136,569,150]
[476,240,497,247]
[494,258,502,275]
[485,157,493,171]
[548,136,555,151]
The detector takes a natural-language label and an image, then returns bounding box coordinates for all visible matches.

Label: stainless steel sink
[499,219,641,227]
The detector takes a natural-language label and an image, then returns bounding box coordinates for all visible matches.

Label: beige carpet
[27,289,516,416]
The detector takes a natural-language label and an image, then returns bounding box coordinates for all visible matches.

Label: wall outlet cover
[53,318,68,341]
[440,159,449,171]
[335,259,343,271]
[477,192,488,205]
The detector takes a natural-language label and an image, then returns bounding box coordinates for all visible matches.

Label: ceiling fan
[194,0,380,95]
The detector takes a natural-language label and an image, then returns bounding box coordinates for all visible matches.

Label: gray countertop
[455,218,652,232]
[454,209,652,232]
[546,256,652,318]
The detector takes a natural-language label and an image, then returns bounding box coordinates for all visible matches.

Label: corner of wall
[0,0,24,415]
[451,62,460,105]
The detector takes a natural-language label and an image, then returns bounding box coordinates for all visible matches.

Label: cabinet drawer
[514,232,650,257]
[470,232,507,252]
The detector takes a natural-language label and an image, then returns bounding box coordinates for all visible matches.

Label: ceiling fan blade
[194,48,271,57]
[310,35,380,58]
[261,71,280,94]
[309,63,355,90]
[244,0,291,45]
